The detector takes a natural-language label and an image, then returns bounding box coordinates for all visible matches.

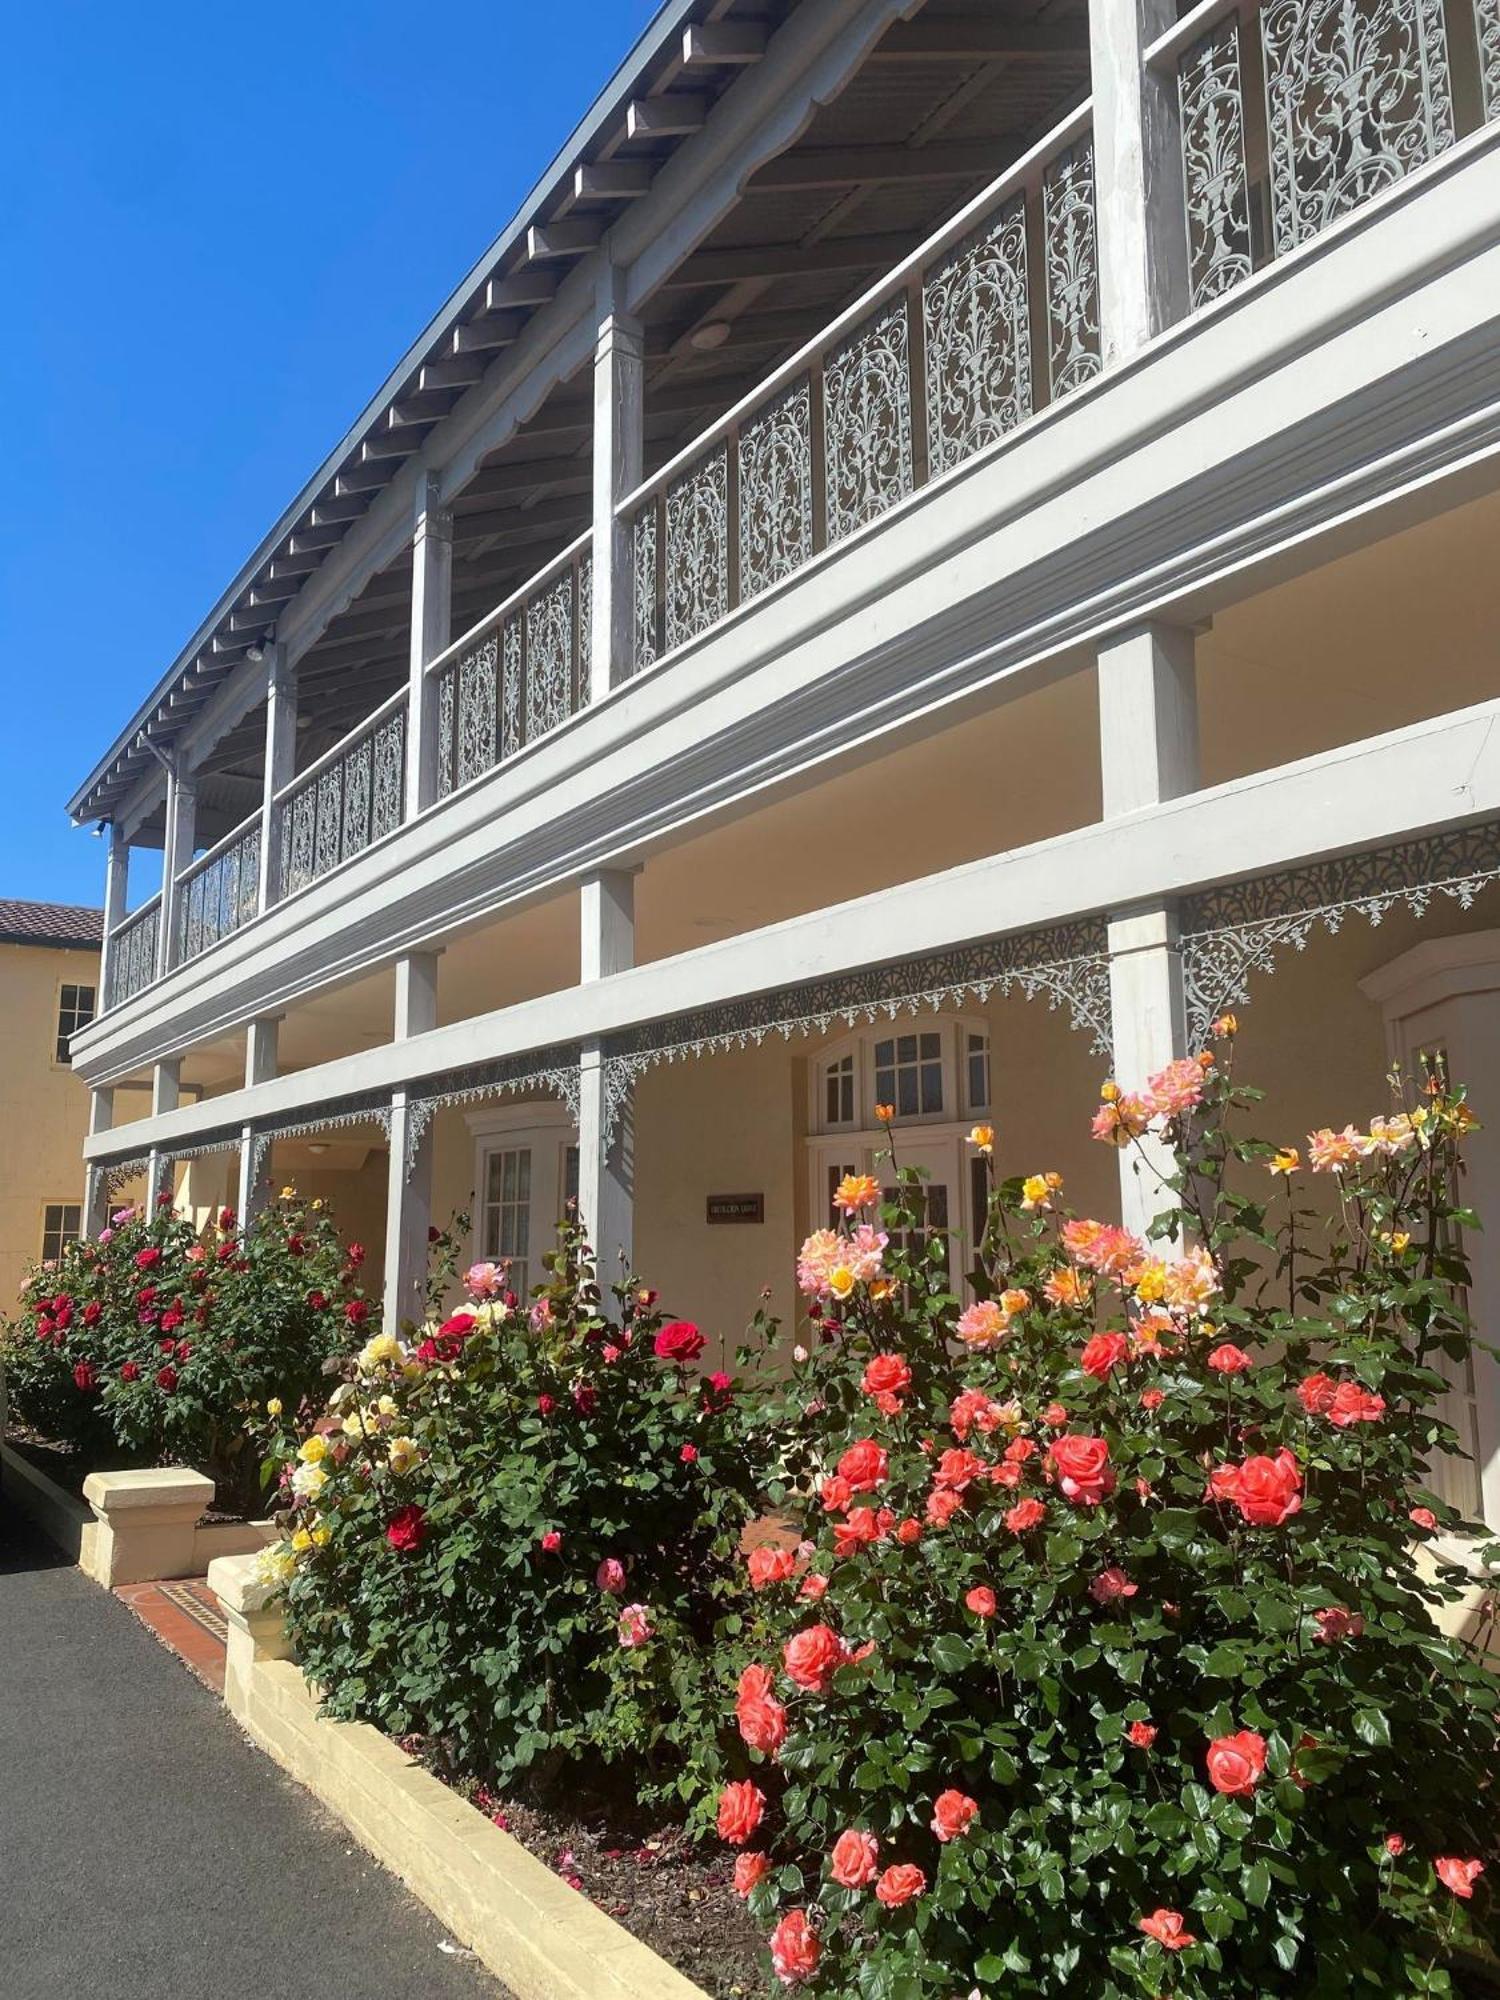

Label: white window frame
[54,980,97,1068]
[807,1016,990,1140]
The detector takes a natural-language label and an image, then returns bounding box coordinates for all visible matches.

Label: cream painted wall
[0,942,99,1311]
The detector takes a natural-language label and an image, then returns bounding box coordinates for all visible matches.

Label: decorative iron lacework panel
[278,705,406,897]
[100,1157,150,1197]
[405,1045,583,1179]
[632,506,659,673]
[1479,0,1500,120]
[526,571,574,743]
[370,707,405,844]
[600,921,1111,1145]
[245,1092,397,1196]
[665,448,729,652]
[577,553,593,707]
[823,300,913,545]
[437,665,456,798]
[738,381,814,603]
[1179,821,1500,1044]
[456,632,500,790]
[1042,140,1102,400]
[177,822,260,966]
[922,199,1033,477]
[1179,19,1254,305]
[1260,0,1454,256]
[502,619,524,758]
[108,901,160,1008]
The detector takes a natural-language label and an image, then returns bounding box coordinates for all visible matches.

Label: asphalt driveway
[0,1499,507,2000]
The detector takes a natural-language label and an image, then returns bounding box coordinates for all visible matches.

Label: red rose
[1296,1372,1338,1416]
[1005,1497,1046,1533]
[386,1504,426,1553]
[83,1301,102,1326]
[861,1353,912,1401]
[1207,1343,1252,1375]
[932,1447,985,1492]
[1128,1720,1157,1749]
[1328,1381,1386,1427]
[347,1242,366,1267]
[345,1299,370,1326]
[540,1530,562,1553]
[1384,1833,1406,1857]
[783,1623,846,1693]
[536,1394,555,1416]
[895,1517,922,1545]
[732,1852,769,1898]
[135,1248,161,1270]
[654,1320,705,1364]
[1080,1331,1129,1380]
[306,1290,328,1311]
[72,1361,98,1392]
[874,1863,925,1908]
[747,1545,797,1589]
[829,1828,879,1888]
[930,1789,978,1842]
[1048,1434,1114,1506]
[155,1365,178,1392]
[438,1312,477,1340]
[768,1911,820,1986]
[1138,1908,1196,1951]
[1231,1449,1301,1526]
[679,1443,698,1464]
[837,1440,888,1492]
[716,1779,765,1846]
[964,1586,996,1619]
[1206,1728,1266,1797]
[119,1362,140,1383]
[218,1207,236,1229]
[573,1385,597,1416]
[1435,1857,1484,1899]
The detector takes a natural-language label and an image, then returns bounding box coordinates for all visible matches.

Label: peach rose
[716,1779,766,1845]
[874,1863,926,1908]
[783,1623,846,1693]
[1205,1729,1266,1797]
[1048,1433,1115,1506]
[769,1910,820,1986]
[837,1440,889,1492]
[733,1851,769,1898]
[930,1789,978,1842]
[828,1828,879,1888]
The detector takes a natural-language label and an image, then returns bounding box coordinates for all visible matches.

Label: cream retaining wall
[209,1553,712,2000]
[1,1443,273,1584]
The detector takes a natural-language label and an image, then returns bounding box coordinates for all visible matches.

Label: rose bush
[261,1215,768,1811]
[723,1040,1498,1996]
[2,1190,364,1509]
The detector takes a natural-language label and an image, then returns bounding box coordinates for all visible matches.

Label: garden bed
[436,1766,763,1998]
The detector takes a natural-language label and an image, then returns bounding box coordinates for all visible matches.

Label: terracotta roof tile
[0,899,103,950]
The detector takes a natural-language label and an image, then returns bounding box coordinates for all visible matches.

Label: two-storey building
[67,0,1500,1525]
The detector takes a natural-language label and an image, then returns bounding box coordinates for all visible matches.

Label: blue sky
[0,0,658,907]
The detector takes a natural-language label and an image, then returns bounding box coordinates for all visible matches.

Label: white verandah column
[1098,620,1200,1233]
[238,1017,280,1226]
[590,281,645,699]
[577,869,637,1289]
[257,645,297,912]
[83,1089,115,1238]
[98,823,129,1008]
[157,759,197,979]
[405,474,453,822]
[382,952,441,1334]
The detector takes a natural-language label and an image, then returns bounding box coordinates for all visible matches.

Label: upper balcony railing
[623,105,1098,674]
[105,892,161,1010]
[99,11,1500,1021]
[428,530,593,801]
[1157,0,1499,308]
[274,688,407,900]
[175,809,261,967]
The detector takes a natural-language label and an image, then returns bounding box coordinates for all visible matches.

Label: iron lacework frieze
[599,922,1112,1146]
[404,1047,584,1181]
[1179,820,1500,1046]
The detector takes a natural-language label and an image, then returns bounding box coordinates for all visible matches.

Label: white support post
[157,762,197,977]
[98,824,129,1008]
[1098,621,1200,1234]
[257,645,297,912]
[84,1089,114,1237]
[1087,0,1190,366]
[236,1016,280,1227]
[145,1148,171,1212]
[578,870,637,1289]
[383,952,441,1334]
[590,283,645,699]
[152,1059,182,1119]
[405,474,453,822]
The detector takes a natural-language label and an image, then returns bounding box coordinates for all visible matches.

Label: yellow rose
[388,1436,421,1476]
[265,1397,283,1418]
[298,1433,330,1465]
[827,1267,857,1301]
[1269,1147,1300,1176]
[967,1124,995,1154]
[290,1527,313,1555]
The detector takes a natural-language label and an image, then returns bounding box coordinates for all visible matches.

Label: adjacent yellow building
[0,901,102,1311]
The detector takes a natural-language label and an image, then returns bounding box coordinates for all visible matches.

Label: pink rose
[540,1530,562,1554]
[596,1557,627,1595]
[1435,1857,1484,1899]
[1313,1605,1364,1644]
[1206,1729,1266,1797]
[1089,1567,1138,1605]
[1207,1343,1252,1375]
[964,1586,996,1619]
[616,1602,653,1648]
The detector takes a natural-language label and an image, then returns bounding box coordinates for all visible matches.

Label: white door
[471,1107,579,1299]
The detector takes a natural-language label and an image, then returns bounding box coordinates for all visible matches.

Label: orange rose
[874,1863,926,1907]
[930,1789,978,1842]
[837,1440,889,1492]
[1138,1908,1196,1951]
[716,1778,766,1845]
[783,1623,846,1693]
[828,1828,879,1888]
[769,1910,820,1985]
[1205,1729,1266,1797]
[1048,1433,1114,1506]
[732,1851,769,1898]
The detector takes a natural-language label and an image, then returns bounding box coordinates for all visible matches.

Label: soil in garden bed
[432,1758,766,1998]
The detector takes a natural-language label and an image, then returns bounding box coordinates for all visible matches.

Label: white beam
[84,697,1500,1161]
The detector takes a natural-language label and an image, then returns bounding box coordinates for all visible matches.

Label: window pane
[897,1034,917,1064]
[897,1067,919,1117]
[920,1061,943,1114]
[920,1033,940,1060]
[564,1146,580,1207]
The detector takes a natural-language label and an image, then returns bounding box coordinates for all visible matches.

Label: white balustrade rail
[1152,0,1499,311]
[426,530,593,800]
[105,893,162,1009]
[620,102,1097,675]
[274,690,408,899]
[175,809,261,966]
